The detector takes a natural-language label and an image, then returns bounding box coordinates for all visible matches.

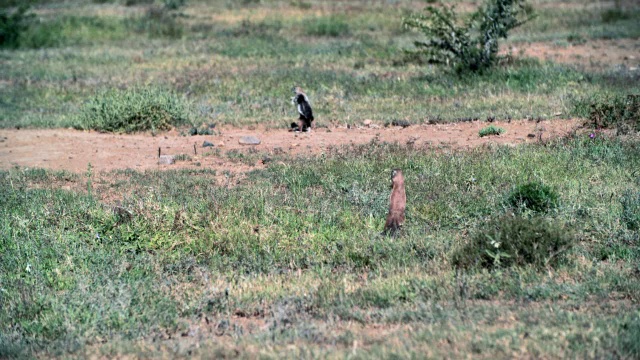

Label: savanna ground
[1,0,640,358]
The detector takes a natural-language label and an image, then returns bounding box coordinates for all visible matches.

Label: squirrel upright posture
[384,169,406,236]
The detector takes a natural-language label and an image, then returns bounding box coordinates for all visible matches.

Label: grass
[0,0,638,129]
[1,0,640,357]
[1,136,640,357]
[479,125,506,137]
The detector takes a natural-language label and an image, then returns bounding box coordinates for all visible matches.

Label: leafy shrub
[0,6,34,49]
[403,0,535,72]
[478,125,505,137]
[621,190,640,231]
[304,15,350,37]
[453,215,574,269]
[75,87,191,133]
[507,181,558,213]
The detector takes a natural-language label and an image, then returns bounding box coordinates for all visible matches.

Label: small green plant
[453,215,574,269]
[478,125,505,137]
[507,181,558,213]
[75,87,191,133]
[0,5,34,49]
[304,15,350,37]
[403,0,535,72]
[621,190,640,231]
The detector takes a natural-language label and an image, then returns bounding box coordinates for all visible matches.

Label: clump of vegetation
[508,181,558,213]
[75,87,191,133]
[453,215,574,269]
[0,6,34,49]
[478,125,505,137]
[304,15,350,37]
[621,190,640,231]
[403,0,535,72]
[601,8,632,23]
[578,94,640,132]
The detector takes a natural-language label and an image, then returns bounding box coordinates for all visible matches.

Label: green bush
[453,215,574,269]
[304,15,350,37]
[621,190,640,231]
[478,125,505,137]
[403,0,535,72]
[75,87,191,133]
[507,182,558,213]
[0,6,34,49]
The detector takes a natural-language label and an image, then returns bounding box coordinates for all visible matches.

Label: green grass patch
[453,215,574,269]
[508,181,559,213]
[303,15,350,37]
[74,87,191,133]
[1,136,640,356]
[478,125,506,137]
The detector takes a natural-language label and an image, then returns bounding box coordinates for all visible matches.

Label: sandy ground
[0,119,581,174]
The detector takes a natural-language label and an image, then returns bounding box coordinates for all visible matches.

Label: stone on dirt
[202,141,214,147]
[239,136,261,145]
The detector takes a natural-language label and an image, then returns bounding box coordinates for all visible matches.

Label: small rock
[363,119,372,126]
[527,133,536,138]
[158,155,175,165]
[218,141,225,147]
[239,136,261,145]
[202,141,214,147]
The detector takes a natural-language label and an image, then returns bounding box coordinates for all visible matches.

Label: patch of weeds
[618,313,640,358]
[507,182,558,213]
[74,87,191,133]
[453,215,574,269]
[304,15,350,37]
[575,94,640,132]
[567,33,586,45]
[621,190,640,231]
[174,154,192,162]
[478,125,505,137]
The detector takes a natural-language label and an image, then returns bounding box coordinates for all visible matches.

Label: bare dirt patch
[0,119,581,174]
